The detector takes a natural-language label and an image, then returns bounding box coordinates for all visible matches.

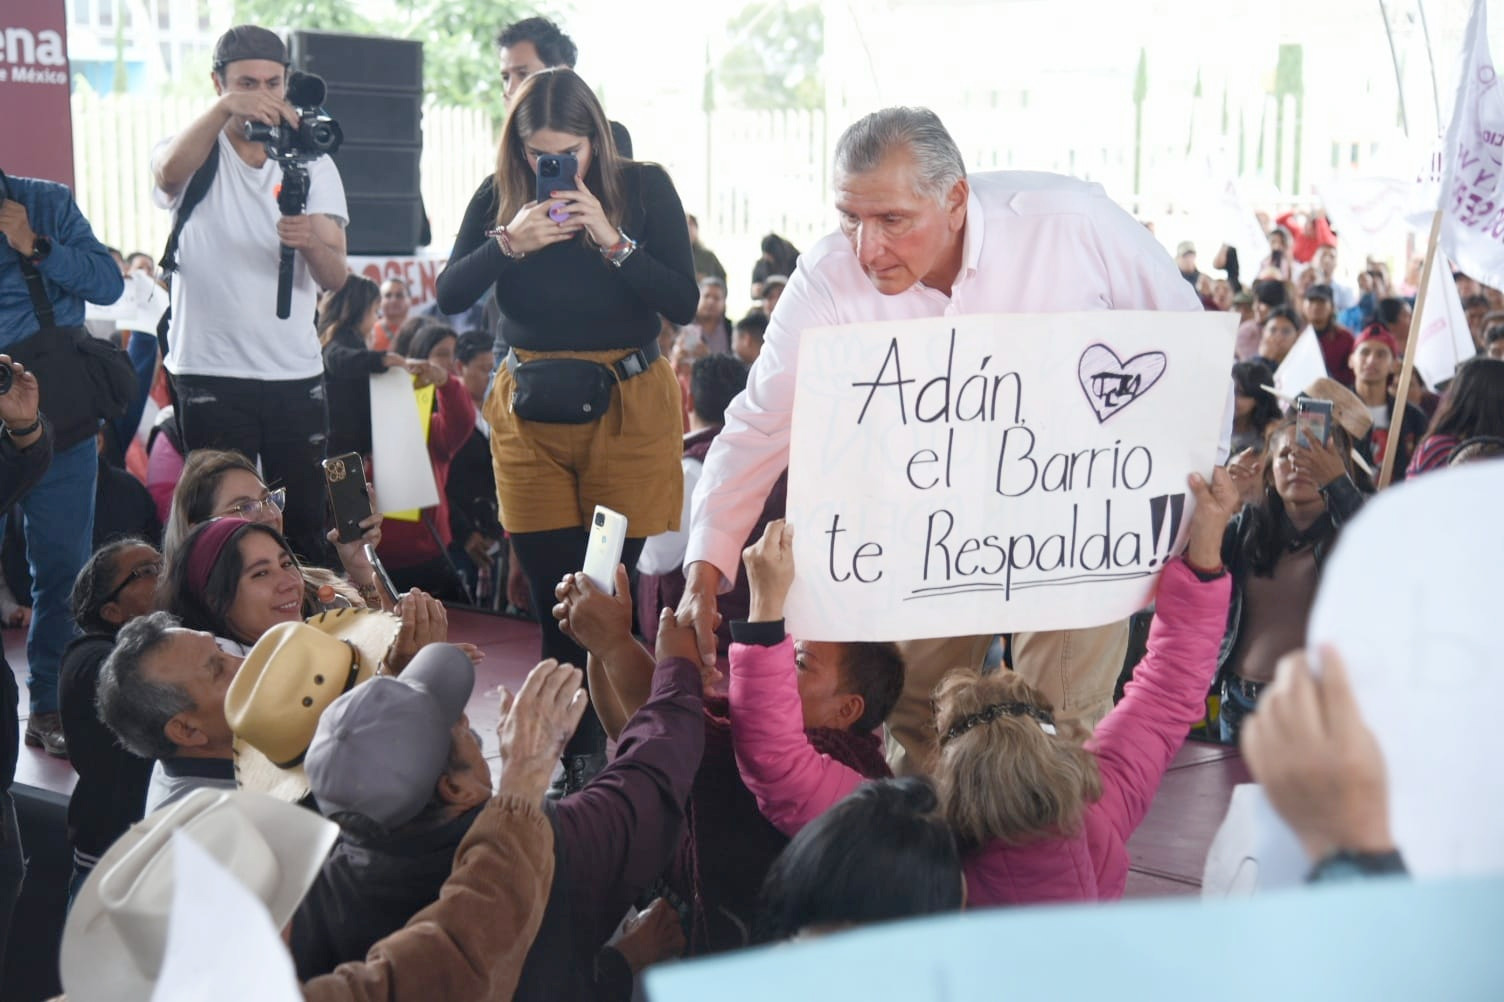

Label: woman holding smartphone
[436,68,698,790]
[1218,416,1369,742]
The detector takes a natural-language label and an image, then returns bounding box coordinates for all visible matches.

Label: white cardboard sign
[369,368,440,515]
[783,311,1236,642]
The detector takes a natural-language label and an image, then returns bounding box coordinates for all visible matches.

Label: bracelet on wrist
[599,230,637,267]
[494,225,525,260]
[4,415,42,439]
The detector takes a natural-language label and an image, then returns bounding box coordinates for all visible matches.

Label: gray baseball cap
[305,643,475,830]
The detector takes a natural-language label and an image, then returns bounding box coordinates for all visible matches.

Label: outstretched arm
[554,565,656,742]
[1089,470,1238,842]
[729,521,867,835]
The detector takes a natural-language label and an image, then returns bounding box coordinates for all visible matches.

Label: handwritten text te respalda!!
[823,331,1185,600]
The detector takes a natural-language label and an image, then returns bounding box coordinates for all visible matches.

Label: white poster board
[1205,461,1504,894]
[783,311,1235,642]
[369,368,440,514]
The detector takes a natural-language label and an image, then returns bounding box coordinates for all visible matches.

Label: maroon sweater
[671,695,890,955]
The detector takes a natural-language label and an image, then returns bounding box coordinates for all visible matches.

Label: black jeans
[509,527,646,757]
[174,373,331,565]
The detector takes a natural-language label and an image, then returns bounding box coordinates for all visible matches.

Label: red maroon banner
[348,254,448,310]
[1,1,74,186]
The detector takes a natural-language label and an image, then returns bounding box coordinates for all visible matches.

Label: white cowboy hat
[60,787,336,1001]
[225,607,401,802]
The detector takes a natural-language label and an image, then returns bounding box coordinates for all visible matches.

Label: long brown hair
[317,273,380,347]
[933,669,1102,850]
[493,68,625,236]
[165,450,262,559]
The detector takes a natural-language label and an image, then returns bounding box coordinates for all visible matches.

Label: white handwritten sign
[783,311,1236,642]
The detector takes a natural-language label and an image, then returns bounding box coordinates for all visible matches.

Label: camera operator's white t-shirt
[154,131,348,381]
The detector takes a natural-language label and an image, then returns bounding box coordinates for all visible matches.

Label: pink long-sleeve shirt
[730,634,871,836]
[686,171,1207,589]
[963,557,1231,906]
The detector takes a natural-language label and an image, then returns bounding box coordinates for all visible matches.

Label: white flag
[1438,0,1504,290]
[1413,253,1478,388]
[1317,175,1415,243]
[1273,325,1329,398]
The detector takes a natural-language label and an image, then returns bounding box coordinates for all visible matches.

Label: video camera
[245,72,342,319]
[243,70,342,162]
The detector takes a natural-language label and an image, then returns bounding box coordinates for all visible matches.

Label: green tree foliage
[231,0,524,115]
[409,0,524,114]
[718,1,823,111]
[232,0,373,34]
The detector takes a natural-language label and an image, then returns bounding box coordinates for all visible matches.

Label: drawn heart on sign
[1077,344,1168,423]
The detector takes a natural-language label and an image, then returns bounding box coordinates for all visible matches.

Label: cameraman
[151,25,348,563]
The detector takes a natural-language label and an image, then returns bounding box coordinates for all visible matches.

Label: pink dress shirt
[686,171,1208,586]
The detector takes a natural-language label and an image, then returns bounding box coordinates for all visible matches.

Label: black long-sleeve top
[435,164,699,351]
[321,325,388,457]
[59,633,152,858]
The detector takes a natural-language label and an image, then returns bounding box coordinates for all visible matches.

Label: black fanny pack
[505,341,659,425]
[9,256,135,449]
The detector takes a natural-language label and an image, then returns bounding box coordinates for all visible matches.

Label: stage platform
[3,611,1246,999]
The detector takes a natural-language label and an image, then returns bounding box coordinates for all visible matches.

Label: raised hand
[1184,468,1238,570]
[1241,647,1393,863]
[743,519,796,622]
[495,659,588,803]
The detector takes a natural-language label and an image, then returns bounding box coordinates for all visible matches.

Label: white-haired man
[677,106,1205,776]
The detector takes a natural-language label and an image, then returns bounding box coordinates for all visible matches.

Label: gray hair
[97,611,193,760]
[834,107,967,203]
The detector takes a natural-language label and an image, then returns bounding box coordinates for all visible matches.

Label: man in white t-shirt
[151,25,349,560]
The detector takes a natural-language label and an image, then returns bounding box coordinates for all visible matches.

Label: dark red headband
[186,518,252,595]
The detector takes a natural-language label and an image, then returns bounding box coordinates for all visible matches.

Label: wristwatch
[25,235,51,264]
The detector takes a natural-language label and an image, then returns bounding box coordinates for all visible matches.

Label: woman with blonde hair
[435,67,697,787]
[934,468,1239,906]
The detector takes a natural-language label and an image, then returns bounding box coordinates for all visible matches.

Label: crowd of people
[0,11,1497,1000]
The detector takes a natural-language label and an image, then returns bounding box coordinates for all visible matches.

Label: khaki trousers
[886,620,1131,776]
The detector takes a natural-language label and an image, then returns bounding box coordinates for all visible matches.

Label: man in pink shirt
[676,107,1207,776]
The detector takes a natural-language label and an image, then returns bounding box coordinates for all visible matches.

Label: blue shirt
[0,175,124,346]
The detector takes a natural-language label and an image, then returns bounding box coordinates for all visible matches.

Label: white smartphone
[582,505,628,594]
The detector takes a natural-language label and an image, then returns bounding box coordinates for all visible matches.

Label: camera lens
[594,512,605,527]
[542,161,559,177]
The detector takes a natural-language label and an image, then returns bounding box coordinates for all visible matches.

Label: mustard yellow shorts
[483,348,684,537]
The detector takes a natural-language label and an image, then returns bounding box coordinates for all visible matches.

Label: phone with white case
[582,505,628,594]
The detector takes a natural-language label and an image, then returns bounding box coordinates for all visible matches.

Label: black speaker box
[289,30,425,255]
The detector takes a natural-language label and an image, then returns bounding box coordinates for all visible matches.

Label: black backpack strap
[155,142,220,444]
[16,256,56,329]
[157,142,220,279]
